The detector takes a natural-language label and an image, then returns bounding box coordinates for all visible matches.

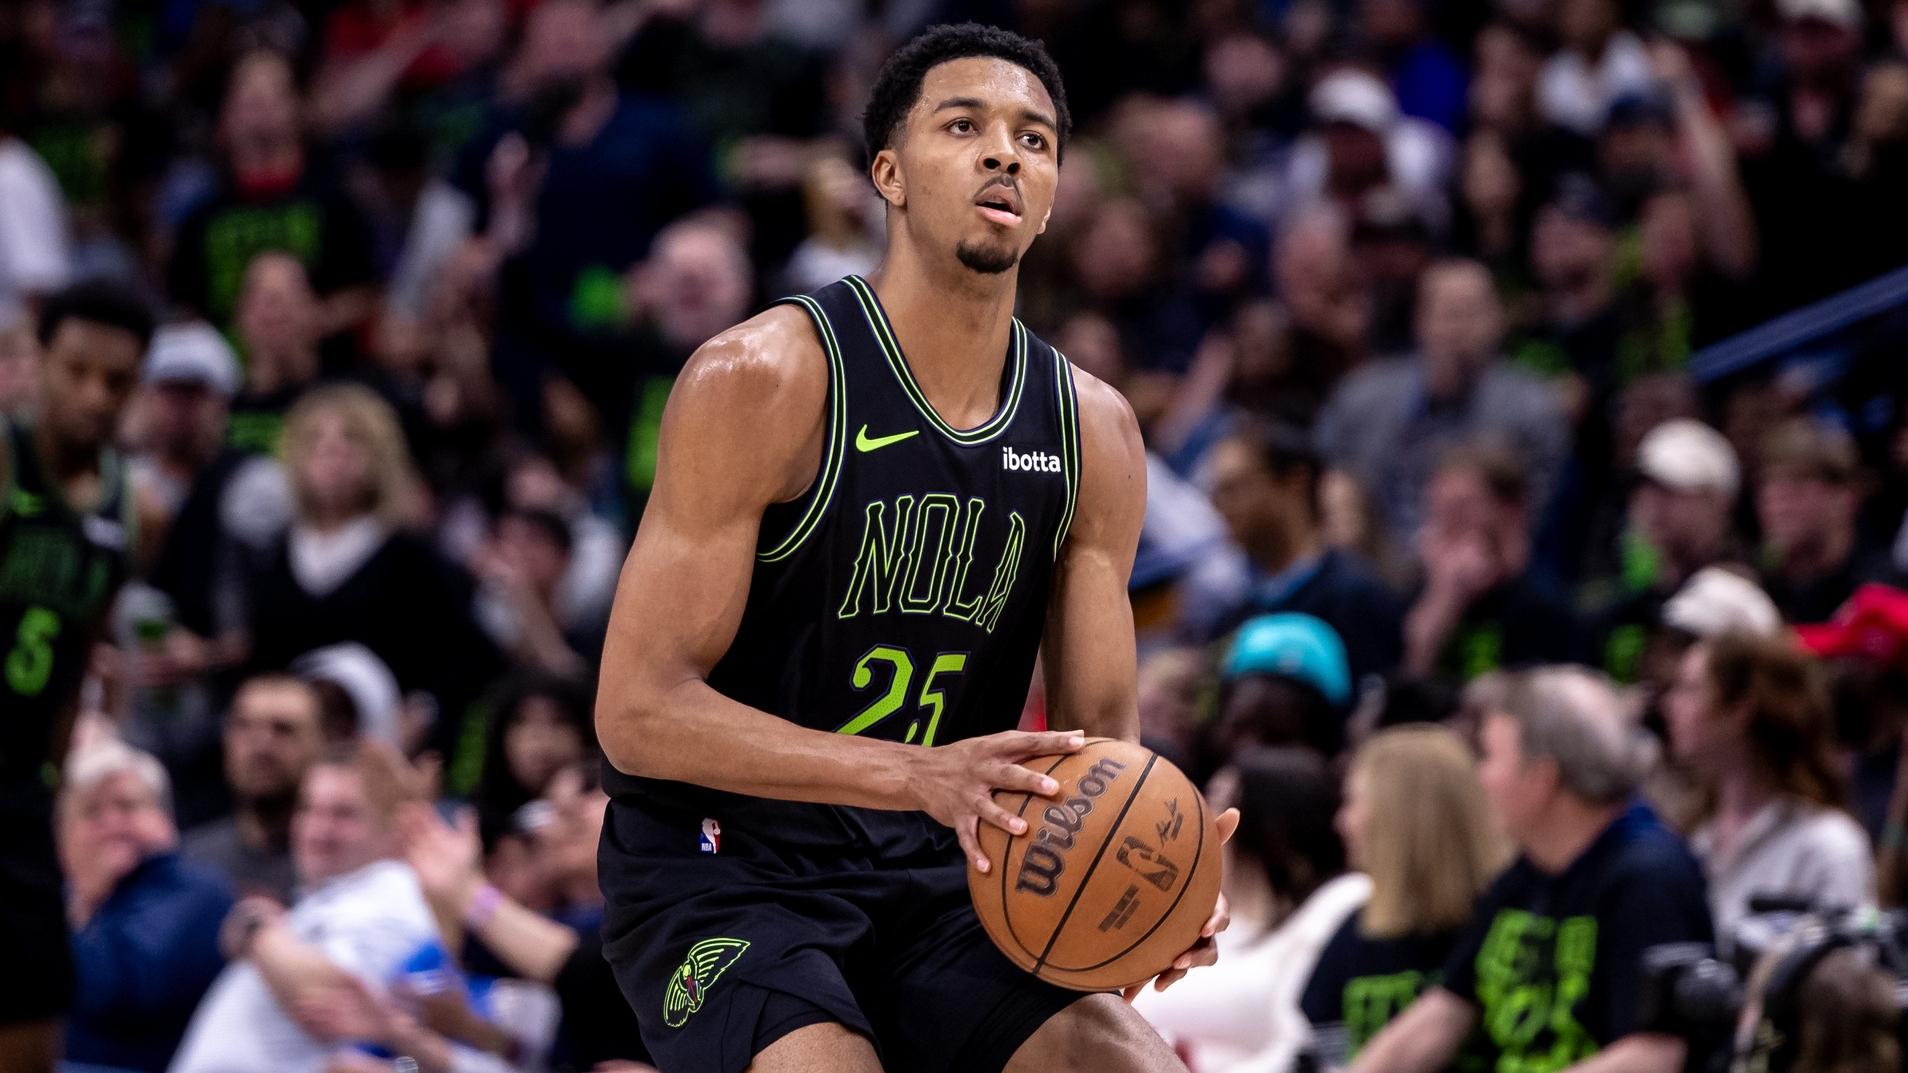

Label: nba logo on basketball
[699,818,722,854]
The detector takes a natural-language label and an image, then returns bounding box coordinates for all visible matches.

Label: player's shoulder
[670,304,829,428]
[1063,362,1144,465]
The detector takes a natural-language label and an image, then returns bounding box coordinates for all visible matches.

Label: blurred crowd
[7,0,1908,1070]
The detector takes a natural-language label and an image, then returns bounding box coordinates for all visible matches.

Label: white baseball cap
[1778,0,1861,30]
[1663,567,1784,639]
[143,322,240,397]
[1310,70,1398,134]
[1636,419,1740,497]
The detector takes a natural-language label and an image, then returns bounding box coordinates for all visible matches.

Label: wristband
[464,883,503,929]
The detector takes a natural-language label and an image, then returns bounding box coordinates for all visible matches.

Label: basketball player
[596,24,1236,1073]
[0,279,152,1072]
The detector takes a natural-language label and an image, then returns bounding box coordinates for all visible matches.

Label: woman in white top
[1663,632,1874,942]
[1133,748,1365,1073]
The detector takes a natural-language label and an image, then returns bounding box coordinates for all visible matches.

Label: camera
[1638,898,1908,1072]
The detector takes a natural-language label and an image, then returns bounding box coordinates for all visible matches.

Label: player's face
[878,57,1060,275]
[40,319,144,453]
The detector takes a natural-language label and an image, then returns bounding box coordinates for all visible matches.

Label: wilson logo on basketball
[1014,757,1128,896]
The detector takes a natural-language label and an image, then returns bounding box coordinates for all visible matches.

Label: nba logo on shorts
[699,818,722,854]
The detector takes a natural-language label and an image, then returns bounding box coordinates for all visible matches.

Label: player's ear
[870,148,906,209]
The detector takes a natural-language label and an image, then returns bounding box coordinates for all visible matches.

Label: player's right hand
[908,730,1086,874]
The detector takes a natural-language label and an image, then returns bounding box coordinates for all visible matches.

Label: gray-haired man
[1348,667,1712,1073]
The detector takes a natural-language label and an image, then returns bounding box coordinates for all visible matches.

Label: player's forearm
[599,676,921,811]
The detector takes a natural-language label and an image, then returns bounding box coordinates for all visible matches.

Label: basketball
[969,738,1224,992]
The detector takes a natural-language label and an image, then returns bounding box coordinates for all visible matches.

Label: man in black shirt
[166,51,378,338]
[1756,418,1904,624]
[1205,420,1404,686]
[1349,667,1712,1073]
[1405,444,1588,681]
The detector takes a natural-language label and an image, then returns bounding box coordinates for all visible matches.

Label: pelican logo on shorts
[663,937,750,1028]
[1014,757,1128,897]
[1001,445,1062,474]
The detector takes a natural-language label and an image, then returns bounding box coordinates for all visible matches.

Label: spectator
[1664,633,1873,938]
[133,322,289,695]
[238,383,501,753]
[472,672,594,848]
[1134,748,1363,1073]
[1515,176,1626,387]
[229,252,328,457]
[182,675,328,902]
[292,642,406,749]
[1536,0,1653,136]
[1302,725,1509,1069]
[1348,190,1436,355]
[1756,418,1904,623]
[129,323,244,541]
[474,508,598,675]
[1403,444,1588,680]
[1271,206,1369,412]
[1211,614,1354,761]
[60,740,232,1073]
[1136,647,1207,770]
[459,0,717,430]
[1741,0,1870,309]
[168,747,473,1073]
[1316,259,1567,546]
[1283,68,1453,232]
[1204,421,1405,684]
[1359,0,1468,135]
[0,121,72,327]
[1349,667,1712,1073]
[616,218,757,513]
[1123,98,1271,320]
[398,765,652,1069]
[1586,419,1745,681]
[165,50,379,337]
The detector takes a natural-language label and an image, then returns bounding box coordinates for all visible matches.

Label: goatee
[956,241,1018,275]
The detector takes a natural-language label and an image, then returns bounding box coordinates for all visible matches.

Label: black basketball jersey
[606,275,1082,856]
[0,419,131,785]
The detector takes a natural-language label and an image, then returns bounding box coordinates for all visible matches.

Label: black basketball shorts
[599,795,1093,1073]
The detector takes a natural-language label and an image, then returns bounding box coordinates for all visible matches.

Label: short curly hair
[861,23,1072,168]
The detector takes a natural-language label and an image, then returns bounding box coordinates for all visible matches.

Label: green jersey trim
[842,275,1027,445]
[758,294,848,564]
[1052,349,1082,559]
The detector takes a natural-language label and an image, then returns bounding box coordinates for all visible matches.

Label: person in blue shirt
[57,741,233,1073]
[1205,420,1405,689]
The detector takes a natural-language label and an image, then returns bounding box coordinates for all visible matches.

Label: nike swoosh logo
[855,425,919,452]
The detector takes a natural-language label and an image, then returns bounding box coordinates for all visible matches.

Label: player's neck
[865,255,1019,429]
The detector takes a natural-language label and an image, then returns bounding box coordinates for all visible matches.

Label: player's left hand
[1121,806,1239,1002]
